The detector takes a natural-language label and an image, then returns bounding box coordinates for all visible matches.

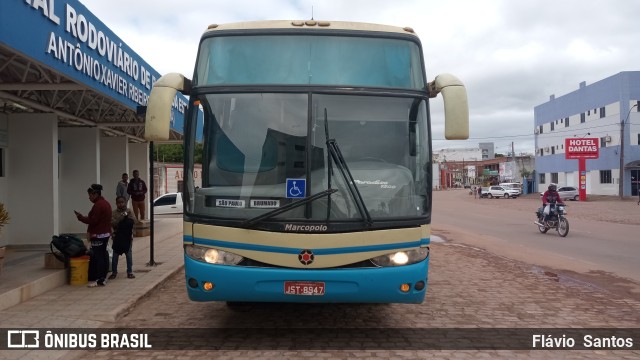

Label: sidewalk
[0,216,184,327]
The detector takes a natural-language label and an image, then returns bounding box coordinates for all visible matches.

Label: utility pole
[511,141,515,182]
[620,104,638,199]
[148,140,157,266]
[462,158,465,186]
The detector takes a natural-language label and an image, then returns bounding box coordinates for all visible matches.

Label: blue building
[534,71,640,197]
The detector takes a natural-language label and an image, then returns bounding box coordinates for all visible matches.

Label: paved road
[432,190,640,284]
[82,194,640,359]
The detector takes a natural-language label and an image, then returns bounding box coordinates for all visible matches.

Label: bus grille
[237,258,378,269]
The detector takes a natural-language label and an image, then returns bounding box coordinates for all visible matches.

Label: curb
[98,263,185,323]
[0,269,67,311]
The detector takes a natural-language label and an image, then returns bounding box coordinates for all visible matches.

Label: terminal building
[534,71,640,196]
[0,0,187,248]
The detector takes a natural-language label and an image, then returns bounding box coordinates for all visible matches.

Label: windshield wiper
[242,188,338,228]
[324,108,334,221]
[324,108,373,226]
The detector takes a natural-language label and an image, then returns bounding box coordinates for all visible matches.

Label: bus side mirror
[428,74,469,140]
[145,73,191,141]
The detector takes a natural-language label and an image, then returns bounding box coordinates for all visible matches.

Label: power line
[433,122,623,141]
[433,134,532,141]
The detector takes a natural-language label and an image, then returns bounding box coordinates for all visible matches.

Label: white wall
[558,172,567,187]
[549,170,619,196]
[159,164,202,195]
[630,101,640,146]
[589,169,619,196]
[58,127,101,235]
[0,114,8,203]
[0,116,149,245]
[432,163,440,190]
[565,172,575,187]
[7,114,58,245]
[100,136,129,207]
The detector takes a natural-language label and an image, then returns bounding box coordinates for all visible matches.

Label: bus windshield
[195,35,425,89]
[188,93,431,225]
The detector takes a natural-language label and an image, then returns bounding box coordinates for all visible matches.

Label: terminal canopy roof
[0,44,182,143]
[0,0,186,143]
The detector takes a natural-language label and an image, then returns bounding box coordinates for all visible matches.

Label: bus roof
[204,20,418,37]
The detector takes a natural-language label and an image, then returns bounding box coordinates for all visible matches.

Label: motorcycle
[534,202,569,237]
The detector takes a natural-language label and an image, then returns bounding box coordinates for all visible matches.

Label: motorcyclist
[541,184,565,222]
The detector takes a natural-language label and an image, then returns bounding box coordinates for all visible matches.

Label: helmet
[548,184,557,191]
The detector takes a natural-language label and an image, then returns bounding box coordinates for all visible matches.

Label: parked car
[499,182,522,194]
[153,192,183,214]
[540,186,579,201]
[483,185,520,199]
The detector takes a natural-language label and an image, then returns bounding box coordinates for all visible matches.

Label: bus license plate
[284,281,325,296]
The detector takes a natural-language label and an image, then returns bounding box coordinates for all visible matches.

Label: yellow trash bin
[69,256,90,285]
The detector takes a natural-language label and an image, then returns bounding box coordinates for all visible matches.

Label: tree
[194,143,203,164]
[155,143,203,164]
[520,168,532,179]
[155,144,183,163]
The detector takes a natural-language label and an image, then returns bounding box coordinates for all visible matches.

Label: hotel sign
[564,138,599,159]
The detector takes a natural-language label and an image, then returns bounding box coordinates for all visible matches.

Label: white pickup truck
[481,186,520,199]
[153,192,183,214]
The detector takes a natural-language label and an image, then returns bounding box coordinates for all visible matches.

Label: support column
[100,136,129,207]
[7,114,58,245]
[0,114,8,245]
[577,158,587,201]
[59,127,100,234]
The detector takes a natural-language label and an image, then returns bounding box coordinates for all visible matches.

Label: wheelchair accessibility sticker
[286,178,306,198]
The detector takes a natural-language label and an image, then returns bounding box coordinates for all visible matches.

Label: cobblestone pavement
[75,238,640,359]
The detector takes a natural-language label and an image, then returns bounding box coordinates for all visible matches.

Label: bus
[144,20,468,304]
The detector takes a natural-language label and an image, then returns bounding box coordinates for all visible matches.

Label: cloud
[80,0,640,155]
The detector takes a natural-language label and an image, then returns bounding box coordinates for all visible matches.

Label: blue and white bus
[145,20,468,304]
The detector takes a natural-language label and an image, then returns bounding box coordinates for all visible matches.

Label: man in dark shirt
[127,170,148,222]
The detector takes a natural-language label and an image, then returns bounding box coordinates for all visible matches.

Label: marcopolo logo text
[284,224,328,232]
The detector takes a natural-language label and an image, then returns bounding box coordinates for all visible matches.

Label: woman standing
[75,184,112,287]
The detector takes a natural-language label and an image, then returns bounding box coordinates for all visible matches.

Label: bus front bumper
[184,257,428,304]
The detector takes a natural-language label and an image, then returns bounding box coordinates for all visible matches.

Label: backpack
[51,234,87,261]
[112,216,134,255]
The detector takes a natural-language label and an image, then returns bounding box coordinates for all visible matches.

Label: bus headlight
[185,245,244,265]
[370,247,429,267]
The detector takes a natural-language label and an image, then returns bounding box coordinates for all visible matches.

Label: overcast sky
[80,0,640,156]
